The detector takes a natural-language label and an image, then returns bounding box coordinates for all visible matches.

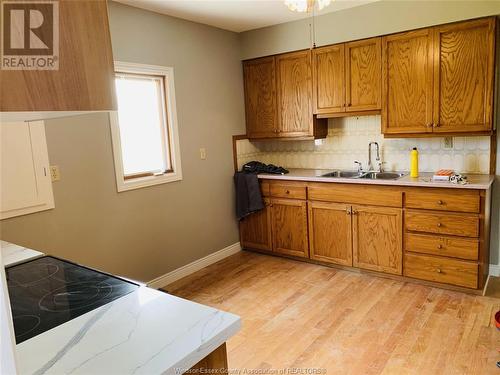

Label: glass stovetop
[6,256,139,344]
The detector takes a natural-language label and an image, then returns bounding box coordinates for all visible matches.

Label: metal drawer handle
[436,268,442,273]
[437,200,443,205]
[437,223,442,227]
[437,244,443,249]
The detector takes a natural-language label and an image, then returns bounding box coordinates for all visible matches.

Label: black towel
[234,171,264,220]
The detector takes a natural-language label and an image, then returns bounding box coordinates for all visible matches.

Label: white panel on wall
[236,116,490,173]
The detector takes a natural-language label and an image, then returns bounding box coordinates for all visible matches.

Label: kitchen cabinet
[312,44,345,114]
[240,198,272,252]
[382,29,434,135]
[382,17,495,136]
[345,38,382,112]
[308,201,352,266]
[243,50,327,140]
[240,179,490,292]
[271,198,309,258]
[0,0,116,112]
[243,57,278,138]
[312,38,381,115]
[352,205,402,275]
[433,18,495,133]
[0,121,54,220]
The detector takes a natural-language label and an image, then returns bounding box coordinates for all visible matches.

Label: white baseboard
[147,242,242,289]
[489,264,500,277]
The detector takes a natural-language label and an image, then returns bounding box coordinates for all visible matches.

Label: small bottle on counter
[410,147,419,178]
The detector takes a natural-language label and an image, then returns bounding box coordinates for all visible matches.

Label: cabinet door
[240,198,272,251]
[276,51,313,137]
[308,202,352,266]
[312,45,345,114]
[271,198,308,258]
[0,0,116,111]
[352,205,402,275]
[243,57,278,138]
[433,18,495,133]
[382,29,434,134]
[345,38,381,112]
[1,121,54,219]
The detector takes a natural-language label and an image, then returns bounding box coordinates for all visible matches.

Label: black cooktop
[6,256,139,344]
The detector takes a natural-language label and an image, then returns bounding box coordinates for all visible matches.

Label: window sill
[116,171,182,192]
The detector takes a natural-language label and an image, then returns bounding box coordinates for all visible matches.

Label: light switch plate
[199,148,207,160]
[49,165,60,181]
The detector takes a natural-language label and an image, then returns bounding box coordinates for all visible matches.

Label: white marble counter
[16,286,241,375]
[1,241,44,267]
[258,169,494,190]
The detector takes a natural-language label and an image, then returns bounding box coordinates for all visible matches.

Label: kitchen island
[2,242,241,374]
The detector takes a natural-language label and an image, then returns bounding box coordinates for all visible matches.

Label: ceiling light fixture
[284,0,332,13]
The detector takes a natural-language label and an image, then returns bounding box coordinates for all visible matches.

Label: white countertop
[258,169,494,190]
[2,241,241,374]
[1,241,44,267]
[17,286,241,375]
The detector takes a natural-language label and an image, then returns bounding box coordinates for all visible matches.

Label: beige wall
[240,0,500,59]
[0,2,246,282]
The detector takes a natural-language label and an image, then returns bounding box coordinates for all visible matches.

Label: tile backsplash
[236,116,491,173]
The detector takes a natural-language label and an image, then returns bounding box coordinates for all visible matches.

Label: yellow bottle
[410,147,419,178]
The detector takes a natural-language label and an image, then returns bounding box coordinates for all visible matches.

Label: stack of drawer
[403,188,481,289]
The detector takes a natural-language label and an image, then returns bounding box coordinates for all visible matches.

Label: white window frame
[110,61,182,192]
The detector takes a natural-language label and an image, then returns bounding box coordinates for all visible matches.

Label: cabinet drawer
[308,183,402,207]
[405,188,480,213]
[269,182,307,200]
[405,210,479,237]
[260,180,271,197]
[405,233,478,260]
[404,253,478,289]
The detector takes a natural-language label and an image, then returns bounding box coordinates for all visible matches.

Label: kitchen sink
[361,172,406,180]
[321,171,363,178]
[321,170,406,180]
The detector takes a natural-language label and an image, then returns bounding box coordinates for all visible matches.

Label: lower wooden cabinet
[352,205,403,275]
[240,198,272,252]
[239,180,489,292]
[270,198,309,258]
[308,201,353,266]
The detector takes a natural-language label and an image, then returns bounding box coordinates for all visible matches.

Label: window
[110,62,182,192]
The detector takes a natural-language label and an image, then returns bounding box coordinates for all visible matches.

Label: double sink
[321,170,406,180]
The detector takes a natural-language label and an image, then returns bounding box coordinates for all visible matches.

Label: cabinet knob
[437,200,443,205]
[346,208,351,215]
[352,210,358,215]
[436,268,442,273]
[427,123,433,128]
[347,103,352,107]
[437,244,443,249]
[437,222,442,227]
[434,123,440,127]
[285,190,290,194]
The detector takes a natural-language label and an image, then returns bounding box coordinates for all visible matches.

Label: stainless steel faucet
[368,142,381,172]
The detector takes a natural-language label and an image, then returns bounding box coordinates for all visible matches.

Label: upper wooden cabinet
[433,18,495,133]
[243,57,278,138]
[312,44,345,114]
[383,17,495,136]
[382,29,434,134]
[243,51,327,140]
[312,38,381,115]
[0,0,116,112]
[276,50,314,136]
[345,38,382,112]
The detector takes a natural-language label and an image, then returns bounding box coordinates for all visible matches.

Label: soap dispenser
[410,147,419,178]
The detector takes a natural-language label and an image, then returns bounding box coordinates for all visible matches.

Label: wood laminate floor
[164,251,500,375]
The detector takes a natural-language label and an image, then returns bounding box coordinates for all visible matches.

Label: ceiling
[113,0,379,33]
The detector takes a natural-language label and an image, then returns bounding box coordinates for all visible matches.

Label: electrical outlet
[443,137,453,149]
[49,165,60,182]
[199,148,207,160]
